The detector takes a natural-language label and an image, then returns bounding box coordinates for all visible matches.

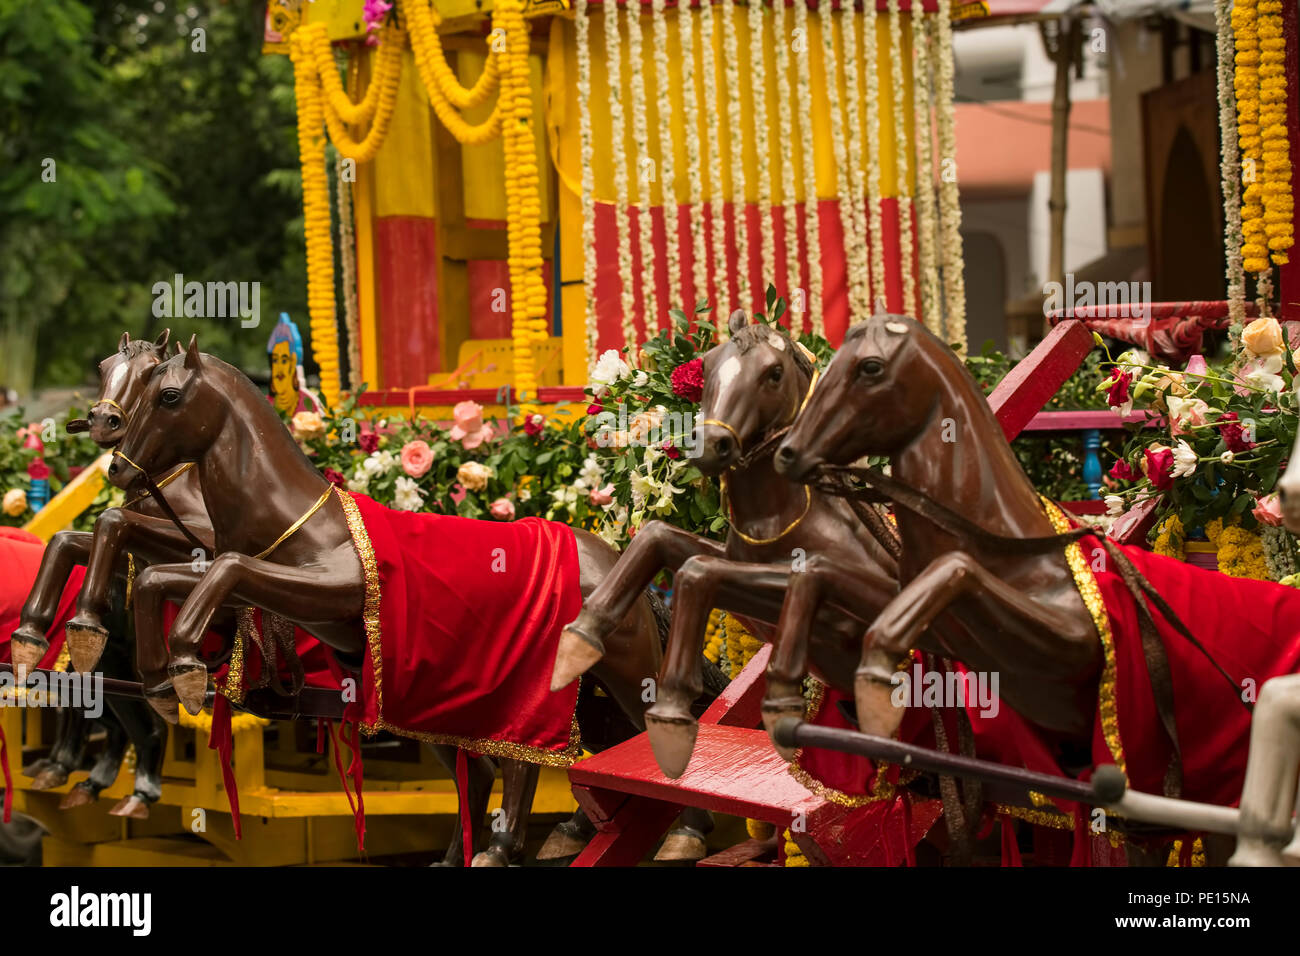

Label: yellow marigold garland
[403,0,501,110]
[1206,516,1271,579]
[304,21,401,126]
[1152,514,1185,561]
[290,27,343,408]
[316,27,404,163]
[783,828,810,866]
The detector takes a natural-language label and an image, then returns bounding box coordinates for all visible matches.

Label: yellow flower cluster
[782,828,809,867]
[311,26,404,163]
[1207,516,1271,580]
[303,21,400,126]
[1232,0,1293,272]
[178,707,271,736]
[1152,514,1186,561]
[703,608,764,678]
[404,0,503,145]
[289,28,344,408]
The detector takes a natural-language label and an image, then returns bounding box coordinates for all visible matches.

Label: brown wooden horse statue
[97,336,711,865]
[551,309,901,778]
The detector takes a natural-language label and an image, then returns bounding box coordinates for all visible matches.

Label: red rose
[1144,447,1175,491]
[670,358,705,402]
[1217,412,1255,452]
[1108,458,1139,482]
[26,459,50,481]
[587,401,604,416]
[323,467,347,488]
[1105,368,1132,408]
[523,413,545,437]
[661,441,681,460]
[358,431,379,454]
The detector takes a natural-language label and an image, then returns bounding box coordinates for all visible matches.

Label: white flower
[550,485,580,510]
[347,471,369,494]
[393,476,425,512]
[629,470,658,509]
[1241,352,1286,394]
[361,450,397,477]
[651,479,683,516]
[578,455,604,489]
[1220,450,1235,464]
[630,370,649,388]
[518,486,532,503]
[1105,495,1125,517]
[1170,440,1198,479]
[590,350,630,395]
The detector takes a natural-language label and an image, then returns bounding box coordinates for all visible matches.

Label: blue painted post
[1082,429,1102,499]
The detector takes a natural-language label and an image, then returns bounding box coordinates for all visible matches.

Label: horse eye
[858,358,885,378]
[767,365,783,383]
[161,388,181,407]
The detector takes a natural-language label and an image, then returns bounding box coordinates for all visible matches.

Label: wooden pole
[1044,16,1080,297]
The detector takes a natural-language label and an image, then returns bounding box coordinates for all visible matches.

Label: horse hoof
[761,694,807,763]
[29,766,69,791]
[22,758,51,778]
[550,627,604,691]
[536,823,589,860]
[108,795,151,820]
[144,685,180,725]
[59,784,98,810]
[65,619,109,673]
[854,667,904,739]
[654,827,707,862]
[9,632,47,683]
[170,666,209,716]
[470,845,511,867]
[644,701,699,779]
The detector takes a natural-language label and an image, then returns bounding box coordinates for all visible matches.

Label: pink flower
[400,439,434,478]
[661,440,681,460]
[323,467,347,488]
[523,413,545,437]
[587,401,605,416]
[589,483,615,507]
[26,459,50,481]
[1218,412,1255,453]
[671,358,705,402]
[1253,493,1284,527]
[1143,446,1175,491]
[1184,354,1208,380]
[358,430,380,454]
[1109,458,1139,482]
[489,497,516,521]
[1105,368,1132,409]
[449,483,468,505]
[449,401,495,450]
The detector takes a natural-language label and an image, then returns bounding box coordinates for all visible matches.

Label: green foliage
[0,406,111,527]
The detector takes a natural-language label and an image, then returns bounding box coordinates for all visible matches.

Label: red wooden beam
[987,319,1094,441]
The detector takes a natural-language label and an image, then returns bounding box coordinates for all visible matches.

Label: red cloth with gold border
[0,526,83,668]
[340,490,583,765]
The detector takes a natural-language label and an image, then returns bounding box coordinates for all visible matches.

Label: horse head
[776,313,949,480]
[693,309,818,475]
[106,335,221,493]
[68,330,173,447]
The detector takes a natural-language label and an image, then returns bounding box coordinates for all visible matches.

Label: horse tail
[644,586,730,707]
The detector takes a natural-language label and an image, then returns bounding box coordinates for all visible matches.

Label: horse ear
[119,331,130,353]
[155,328,171,353]
[728,309,749,334]
[184,334,201,371]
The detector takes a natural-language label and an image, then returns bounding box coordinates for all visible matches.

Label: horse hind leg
[28,707,87,791]
[654,806,714,862]
[427,744,496,867]
[106,696,168,819]
[1229,674,1300,866]
[472,759,540,867]
[60,716,128,810]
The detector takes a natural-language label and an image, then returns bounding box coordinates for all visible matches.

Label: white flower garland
[335,152,362,391]
[793,0,824,336]
[862,9,885,312]
[577,0,599,371]
[934,0,966,351]
[889,0,915,317]
[749,0,773,295]
[1215,0,1247,326]
[842,8,872,316]
[774,0,801,320]
[722,0,751,319]
[627,3,658,330]
[912,14,942,335]
[820,7,858,321]
[678,0,707,310]
[652,0,681,310]
[605,1,638,352]
[701,0,729,323]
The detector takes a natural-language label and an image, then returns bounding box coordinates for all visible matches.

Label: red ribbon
[1001,817,1023,867]
[326,719,366,854]
[901,793,915,868]
[209,695,242,840]
[455,749,473,867]
[0,721,12,824]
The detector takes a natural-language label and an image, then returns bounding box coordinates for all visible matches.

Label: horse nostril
[775,446,795,466]
[108,461,118,476]
[108,415,121,430]
[713,435,732,457]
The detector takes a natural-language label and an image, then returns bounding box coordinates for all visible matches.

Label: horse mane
[121,338,164,359]
[729,323,815,379]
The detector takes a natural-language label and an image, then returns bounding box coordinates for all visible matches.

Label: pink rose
[1143,446,1175,492]
[1184,354,1208,380]
[1253,493,1284,527]
[449,400,495,450]
[489,497,516,521]
[400,439,434,478]
[589,483,615,507]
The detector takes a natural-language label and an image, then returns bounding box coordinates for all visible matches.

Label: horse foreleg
[60,716,128,810]
[11,530,92,679]
[28,706,88,790]
[68,509,208,673]
[473,758,540,867]
[855,551,1077,738]
[764,555,896,759]
[553,520,725,690]
[1229,674,1300,866]
[645,555,791,778]
[105,696,167,818]
[161,552,364,716]
[428,744,497,866]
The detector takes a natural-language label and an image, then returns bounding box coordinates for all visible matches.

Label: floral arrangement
[1098,317,1300,581]
[0,408,109,529]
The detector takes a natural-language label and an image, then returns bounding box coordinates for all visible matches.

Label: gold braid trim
[1041,498,1126,775]
[335,488,584,767]
[217,608,257,705]
[787,679,918,807]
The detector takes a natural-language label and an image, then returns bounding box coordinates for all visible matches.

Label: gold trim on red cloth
[217,608,257,705]
[788,679,916,806]
[334,488,584,767]
[1041,499,1127,775]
